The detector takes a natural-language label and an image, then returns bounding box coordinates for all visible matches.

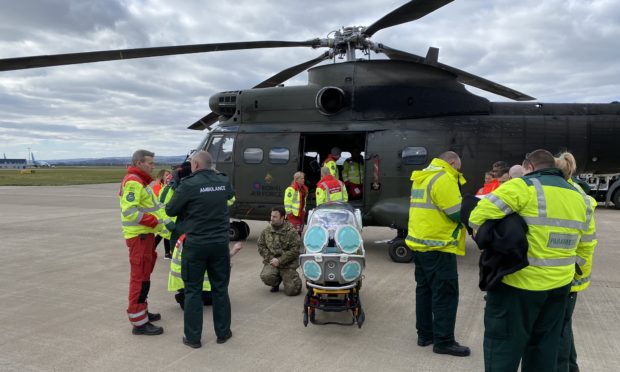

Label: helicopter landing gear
[388,229,413,263]
[229,221,250,241]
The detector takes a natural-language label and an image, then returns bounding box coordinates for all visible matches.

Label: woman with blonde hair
[554,151,597,372]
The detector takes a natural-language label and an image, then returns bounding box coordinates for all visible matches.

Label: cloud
[0,0,618,159]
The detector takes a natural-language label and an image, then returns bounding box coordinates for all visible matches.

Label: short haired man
[470,149,595,370]
[316,166,348,206]
[508,164,525,179]
[165,151,237,349]
[406,151,470,357]
[257,206,302,295]
[120,149,170,335]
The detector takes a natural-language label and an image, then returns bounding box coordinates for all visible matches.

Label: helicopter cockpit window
[243,148,263,164]
[206,134,235,163]
[402,147,427,165]
[269,147,289,164]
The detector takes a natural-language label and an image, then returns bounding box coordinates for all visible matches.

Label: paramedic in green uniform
[165,150,236,349]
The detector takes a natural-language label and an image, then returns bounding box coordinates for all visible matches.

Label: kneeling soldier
[257,206,302,296]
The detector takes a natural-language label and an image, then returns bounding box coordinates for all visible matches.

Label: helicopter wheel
[229,221,249,241]
[388,238,414,263]
[612,189,620,210]
[238,221,250,240]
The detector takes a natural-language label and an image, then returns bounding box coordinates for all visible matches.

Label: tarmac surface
[1,183,619,372]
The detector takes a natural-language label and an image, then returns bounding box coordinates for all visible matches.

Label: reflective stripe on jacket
[469,168,594,291]
[406,157,467,255]
[342,158,363,184]
[567,179,597,292]
[119,171,166,239]
[168,235,212,292]
[157,185,177,240]
[323,157,340,180]
[284,186,306,217]
[315,175,348,206]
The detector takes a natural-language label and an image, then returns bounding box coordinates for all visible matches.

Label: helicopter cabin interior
[202,130,367,213]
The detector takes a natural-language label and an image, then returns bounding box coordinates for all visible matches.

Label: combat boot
[132,322,164,336]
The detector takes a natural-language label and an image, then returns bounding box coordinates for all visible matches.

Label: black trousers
[484,282,571,372]
[182,241,231,343]
[557,292,579,372]
[412,250,459,347]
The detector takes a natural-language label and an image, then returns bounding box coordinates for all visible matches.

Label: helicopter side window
[206,134,235,163]
[402,146,427,165]
[243,148,263,164]
[269,147,289,164]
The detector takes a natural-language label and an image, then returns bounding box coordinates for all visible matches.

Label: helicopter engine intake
[316,86,346,115]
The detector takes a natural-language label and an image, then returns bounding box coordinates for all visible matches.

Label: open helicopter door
[233,132,300,219]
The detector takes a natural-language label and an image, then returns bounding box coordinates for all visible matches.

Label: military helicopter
[2,0,619,263]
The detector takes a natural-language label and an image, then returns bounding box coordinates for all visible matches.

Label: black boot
[270,285,280,293]
[148,312,161,322]
[433,342,470,357]
[132,322,164,336]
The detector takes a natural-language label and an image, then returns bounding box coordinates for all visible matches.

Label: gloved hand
[165,221,176,232]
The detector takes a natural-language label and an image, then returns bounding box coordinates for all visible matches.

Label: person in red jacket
[315,166,348,205]
[119,149,171,336]
[476,171,499,196]
[283,172,308,234]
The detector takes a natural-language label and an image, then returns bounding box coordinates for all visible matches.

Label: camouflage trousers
[260,264,302,296]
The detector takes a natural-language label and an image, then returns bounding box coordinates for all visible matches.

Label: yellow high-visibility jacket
[119,169,167,239]
[568,178,598,292]
[168,235,211,292]
[469,168,596,291]
[406,158,467,255]
[342,158,363,184]
[284,185,307,217]
[316,175,348,206]
[323,156,340,180]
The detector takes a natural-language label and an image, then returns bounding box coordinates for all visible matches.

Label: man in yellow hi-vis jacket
[119,149,173,336]
[406,151,470,357]
[469,149,596,371]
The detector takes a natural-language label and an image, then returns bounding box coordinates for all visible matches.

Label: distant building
[0,159,27,169]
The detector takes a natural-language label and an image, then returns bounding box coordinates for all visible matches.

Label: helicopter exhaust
[316,86,345,115]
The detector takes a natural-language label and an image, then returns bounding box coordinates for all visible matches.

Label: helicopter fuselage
[199,60,620,229]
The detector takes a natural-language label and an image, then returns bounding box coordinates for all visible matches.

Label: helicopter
[1,0,619,263]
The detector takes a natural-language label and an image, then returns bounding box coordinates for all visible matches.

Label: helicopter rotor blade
[379,44,535,101]
[188,51,333,130]
[0,40,321,72]
[253,51,332,89]
[364,0,454,37]
[188,112,220,131]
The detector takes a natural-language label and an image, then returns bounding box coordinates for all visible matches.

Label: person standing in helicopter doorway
[342,148,364,200]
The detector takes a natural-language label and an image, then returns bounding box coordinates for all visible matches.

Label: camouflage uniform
[257,221,302,296]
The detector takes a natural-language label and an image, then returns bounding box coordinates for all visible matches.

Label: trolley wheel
[356,308,365,328]
[303,309,309,327]
[388,238,414,263]
[309,308,316,324]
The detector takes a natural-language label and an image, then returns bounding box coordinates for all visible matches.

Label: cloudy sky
[0,0,618,160]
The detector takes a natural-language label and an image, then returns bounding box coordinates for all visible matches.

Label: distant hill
[49,155,187,166]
